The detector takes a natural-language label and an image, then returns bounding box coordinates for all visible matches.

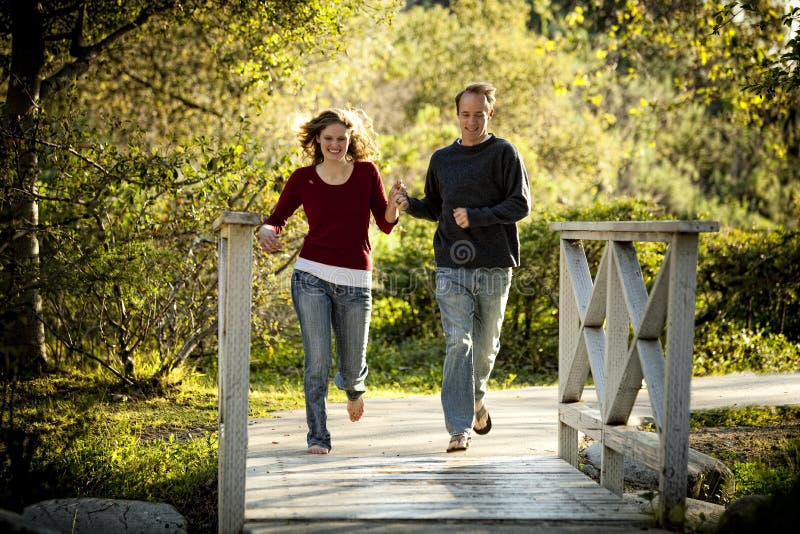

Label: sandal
[473,404,492,435]
[446,434,470,453]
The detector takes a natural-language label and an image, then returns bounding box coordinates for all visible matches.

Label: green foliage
[366,336,444,394]
[733,457,799,497]
[370,196,669,383]
[691,405,800,500]
[694,325,800,375]
[1,0,389,384]
[36,110,275,381]
[370,196,799,383]
[1,372,220,530]
[713,2,800,97]
[2,1,800,528]
[498,197,669,378]
[696,227,800,339]
[691,405,800,428]
[543,1,800,228]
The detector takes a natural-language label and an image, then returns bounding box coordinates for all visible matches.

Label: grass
[3,353,798,533]
[1,370,221,531]
[689,405,800,499]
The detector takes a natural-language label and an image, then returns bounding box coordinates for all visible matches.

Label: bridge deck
[242,388,663,532]
[244,454,656,532]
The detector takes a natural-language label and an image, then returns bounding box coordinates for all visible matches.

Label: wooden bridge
[214,213,717,533]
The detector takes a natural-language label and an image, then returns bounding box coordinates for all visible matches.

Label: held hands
[388,180,409,219]
[257,224,282,253]
[393,180,409,211]
[388,180,467,226]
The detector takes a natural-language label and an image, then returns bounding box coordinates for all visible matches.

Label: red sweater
[265,161,396,270]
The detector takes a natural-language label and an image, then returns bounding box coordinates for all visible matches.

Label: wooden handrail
[551,219,718,529]
[214,210,261,534]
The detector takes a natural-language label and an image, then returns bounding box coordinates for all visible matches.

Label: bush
[694,324,800,375]
[370,199,800,382]
[696,227,800,342]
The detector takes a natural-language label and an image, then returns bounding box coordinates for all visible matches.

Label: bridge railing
[214,211,262,534]
[550,220,718,527]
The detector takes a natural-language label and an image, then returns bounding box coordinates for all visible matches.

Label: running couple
[258,82,530,454]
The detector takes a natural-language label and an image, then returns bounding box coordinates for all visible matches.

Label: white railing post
[214,211,262,534]
[550,220,718,529]
[659,231,700,523]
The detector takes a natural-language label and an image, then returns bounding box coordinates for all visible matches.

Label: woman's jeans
[291,270,370,450]
[435,267,512,437]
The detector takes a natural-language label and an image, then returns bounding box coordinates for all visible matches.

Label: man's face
[458,92,493,146]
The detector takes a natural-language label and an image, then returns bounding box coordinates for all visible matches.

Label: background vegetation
[2,0,799,531]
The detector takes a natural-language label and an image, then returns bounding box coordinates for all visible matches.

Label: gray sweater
[406,135,531,268]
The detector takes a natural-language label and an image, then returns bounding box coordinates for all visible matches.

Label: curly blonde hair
[297,108,379,164]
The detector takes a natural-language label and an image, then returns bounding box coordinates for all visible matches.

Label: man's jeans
[291,270,370,450]
[435,267,512,437]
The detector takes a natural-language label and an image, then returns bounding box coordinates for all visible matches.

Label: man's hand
[453,207,469,228]
[393,180,410,212]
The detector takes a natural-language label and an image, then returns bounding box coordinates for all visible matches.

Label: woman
[258,108,402,454]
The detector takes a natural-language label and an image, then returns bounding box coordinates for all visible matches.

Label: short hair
[297,108,379,164]
[455,82,497,114]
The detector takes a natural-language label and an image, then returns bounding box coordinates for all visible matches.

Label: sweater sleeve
[405,161,443,222]
[264,170,303,234]
[368,162,397,235]
[466,143,531,227]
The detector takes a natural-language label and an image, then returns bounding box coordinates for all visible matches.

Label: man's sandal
[473,404,492,435]
[446,434,471,453]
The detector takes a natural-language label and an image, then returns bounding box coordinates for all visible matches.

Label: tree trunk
[1,1,47,376]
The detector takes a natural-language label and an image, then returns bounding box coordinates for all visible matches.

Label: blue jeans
[291,270,370,450]
[435,267,512,437]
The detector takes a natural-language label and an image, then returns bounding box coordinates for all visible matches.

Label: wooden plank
[563,239,593,321]
[550,220,719,234]
[213,210,263,230]
[558,403,662,471]
[601,445,624,496]
[559,240,586,403]
[559,403,602,441]
[636,246,671,339]
[604,352,644,427]
[603,425,662,470]
[218,220,258,534]
[559,420,579,467]
[613,242,648,329]
[584,245,610,327]
[659,232,699,523]
[636,340,666,430]
[603,250,629,422]
[245,455,650,523]
[583,326,606,401]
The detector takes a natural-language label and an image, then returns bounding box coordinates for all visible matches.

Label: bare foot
[347,397,364,422]
[307,444,330,455]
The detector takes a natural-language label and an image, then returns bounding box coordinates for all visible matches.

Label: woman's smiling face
[316,122,350,163]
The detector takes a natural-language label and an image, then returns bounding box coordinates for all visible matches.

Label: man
[398,82,531,452]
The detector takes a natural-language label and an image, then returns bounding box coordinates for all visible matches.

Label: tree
[0,0,367,379]
[714,2,800,97]
[534,0,800,227]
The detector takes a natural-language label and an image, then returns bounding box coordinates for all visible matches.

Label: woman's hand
[385,180,407,222]
[257,224,282,252]
[391,180,409,212]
